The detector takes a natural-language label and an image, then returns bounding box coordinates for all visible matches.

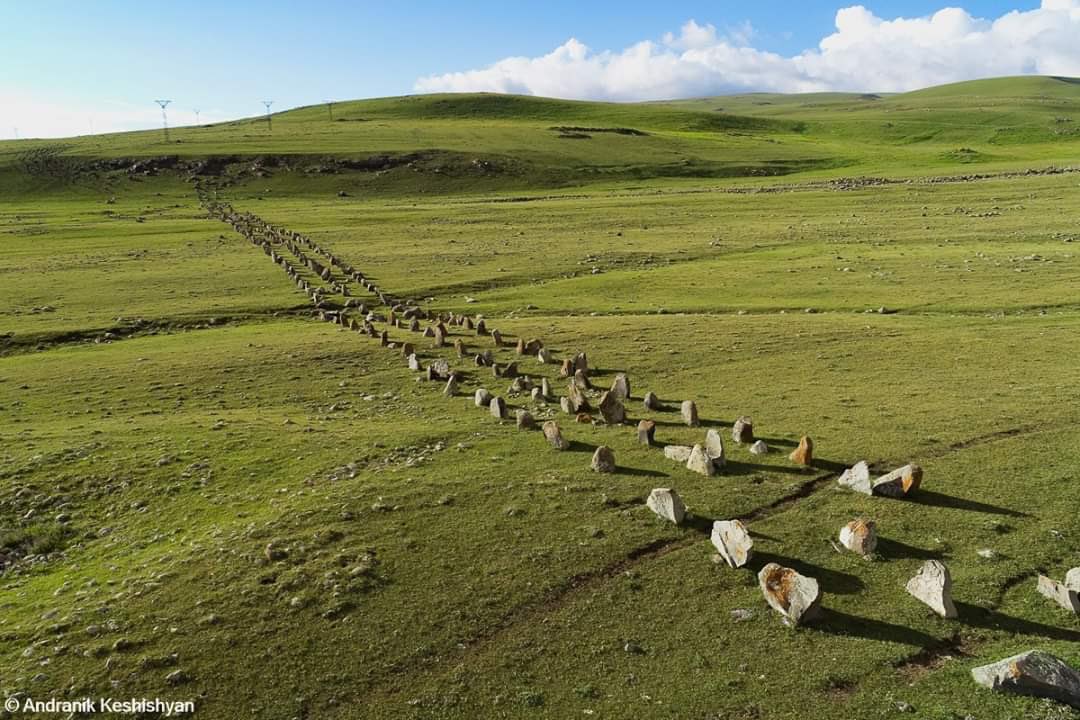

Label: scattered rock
[537,348,553,364]
[704,429,726,470]
[540,378,552,398]
[1066,568,1080,592]
[560,397,572,414]
[758,563,822,626]
[663,445,692,463]
[591,446,616,473]
[598,391,626,424]
[838,461,872,494]
[971,650,1080,709]
[543,421,570,450]
[749,440,768,455]
[443,377,458,397]
[474,388,492,408]
[637,419,656,446]
[610,374,630,400]
[905,560,958,618]
[407,354,421,372]
[789,436,813,466]
[646,488,686,524]
[567,382,590,413]
[643,391,661,411]
[711,520,753,568]
[681,400,700,427]
[839,519,877,557]
[732,416,754,444]
[516,410,536,431]
[686,444,715,476]
[872,463,923,497]
[489,397,507,420]
[1037,574,1080,614]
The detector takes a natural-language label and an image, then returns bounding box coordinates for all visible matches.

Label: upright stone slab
[598,391,626,425]
[443,377,458,398]
[732,416,754,444]
[789,436,813,466]
[1037,575,1080,614]
[515,409,536,431]
[515,338,527,355]
[872,463,923,498]
[475,319,487,335]
[559,359,575,378]
[407,354,421,372]
[686,444,715,476]
[560,397,572,414]
[637,419,656,446]
[971,651,1080,710]
[704,429,726,470]
[906,560,958,618]
[489,396,506,420]
[711,520,753,568]
[540,378,552,398]
[758,563,822,626]
[430,359,450,379]
[681,400,700,427]
[838,460,872,494]
[643,391,660,411]
[537,348,553,364]
[591,446,616,473]
[454,339,466,358]
[1066,568,1080,592]
[400,342,415,358]
[646,489,686,525]
[573,352,589,375]
[567,382,590,413]
[474,388,492,407]
[433,326,446,347]
[573,369,591,390]
[491,329,502,346]
[839,518,877,556]
[542,421,570,450]
[610,374,630,400]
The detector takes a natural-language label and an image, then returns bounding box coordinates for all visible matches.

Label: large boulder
[686,444,715,476]
[905,560,957,618]
[872,463,923,497]
[610,374,630,400]
[838,461,872,494]
[515,410,536,431]
[567,382,590,413]
[591,446,616,473]
[731,416,754,444]
[474,388,492,408]
[758,563,822,626]
[971,650,1080,710]
[711,520,753,568]
[839,518,877,557]
[598,391,626,425]
[489,396,507,420]
[646,488,686,525]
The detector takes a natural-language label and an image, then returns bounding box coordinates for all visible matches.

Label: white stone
[749,440,768,455]
[758,563,821,626]
[1037,575,1080,614]
[839,519,877,556]
[972,650,1080,710]
[711,520,753,568]
[704,429,725,470]
[663,445,693,463]
[838,461,872,495]
[1065,567,1080,593]
[646,489,686,525]
[905,560,957,618]
[686,444,715,476]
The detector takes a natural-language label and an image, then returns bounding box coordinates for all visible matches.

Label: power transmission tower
[155,100,172,142]
[262,100,274,131]
[194,109,201,125]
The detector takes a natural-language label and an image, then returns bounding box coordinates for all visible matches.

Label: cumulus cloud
[415,2,1080,100]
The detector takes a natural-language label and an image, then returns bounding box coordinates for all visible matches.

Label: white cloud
[0,90,229,141]
[415,3,1080,100]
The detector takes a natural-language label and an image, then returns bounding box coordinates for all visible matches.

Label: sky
[2,0,1079,139]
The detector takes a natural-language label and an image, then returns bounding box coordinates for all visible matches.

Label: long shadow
[907,490,1029,518]
[756,436,798,449]
[748,551,865,595]
[617,466,670,479]
[875,537,944,562]
[809,458,851,474]
[956,602,1080,642]
[814,608,940,647]
[567,439,599,454]
[683,514,716,535]
[724,459,813,477]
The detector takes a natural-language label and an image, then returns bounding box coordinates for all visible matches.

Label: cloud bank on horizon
[415,0,1080,100]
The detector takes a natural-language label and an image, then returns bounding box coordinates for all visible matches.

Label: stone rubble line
[199,192,1080,707]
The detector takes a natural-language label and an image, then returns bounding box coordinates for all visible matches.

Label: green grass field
[1,76,1079,719]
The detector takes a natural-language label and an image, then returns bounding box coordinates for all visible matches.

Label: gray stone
[643,391,661,411]
[591,446,616,473]
[543,421,570,450]
[407,354,421,372]
[598,391,625,424]
[474,388,492,408]
[1066,568,1080,592]
[758,563,822,626]
[530,387,543,402]
[838,461,873,495]
[537,348,553,364]
[1037,575,1080,614]
[711,520,753,568]
[872,463,923,497]
[732,416,754,444]
[749,440,768,455]
[567,382,590,413]
[515,410,536,431]
[971,650,1080,710]
[610,374,630,400]
[637,419,656,446]
[573,352,589,375]
[681,400,699,427]
[430,359,451,379]
[905,560,957,618]
[541,378,552,398]
[686,444,715,476]
[489,396,507,420]
[663,445,692,463]
[704,429,725,470]
[443,377,458,397]
[560,397,572,414]
[646,488,686,525]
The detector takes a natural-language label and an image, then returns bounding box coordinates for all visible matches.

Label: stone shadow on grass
[813,608,940,647]
[907,490,1029,518]
[748,551,865,595]
[874,537,945,562]
[956,603,1080,642]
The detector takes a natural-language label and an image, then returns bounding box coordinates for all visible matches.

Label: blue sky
[1,0,1075,138]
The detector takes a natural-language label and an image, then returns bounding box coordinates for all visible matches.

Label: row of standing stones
[211,198,1080,711]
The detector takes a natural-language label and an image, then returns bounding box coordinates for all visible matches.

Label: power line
[155,100,172,142]
[262,100,274,131]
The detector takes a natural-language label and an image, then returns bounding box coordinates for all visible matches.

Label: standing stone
[474,388,492,407]
[422,326,435,338]
[491,329,502,346]
[643,392,661,411]
[540,378,552,398]
[591,446,616,473]
[598,391,625,425]
[646,488,686,525]
[407,354,421,372]
[704,429,726,470]
[1066,568,1080,592]
[567,383,590,413]
[501,362,519,379]
[542,421,570,450]
[463,316,473,330]
[559,359,575,378]
[573,352,589,375]
[443,377,458,398]
[732,416,754,444]
[686,444,715,476]
[610,374,630,400]
[409,318,420,332]
[711,520,753,568]
[1036,575,1080,614]
[433,326,446,348]
[637,420,656,446]
[971,651,1080,710]
[663,445,693,463]
[537,348,553,364]
[400,342,415,358]
[573,368,591,390]
[475,319,487,335]
[838,461,872,494]
[431,359,450,379]
[379,330,389,347]
[905,560,958,618]
[789,436,813,466]
[525,339,544,354]
[515,410,536,430]
[872,463,923,497]
[839,519,878,557]
[454,339,466,358]
[749,440,769,455]
[758,563,822,626]
[681,400,699,427]
[560,397,572,414]
[530,387,544,402]
[515,338,527,355]
[489,396,506,419]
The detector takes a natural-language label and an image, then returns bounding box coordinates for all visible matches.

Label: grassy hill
[1,77,1079,719]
